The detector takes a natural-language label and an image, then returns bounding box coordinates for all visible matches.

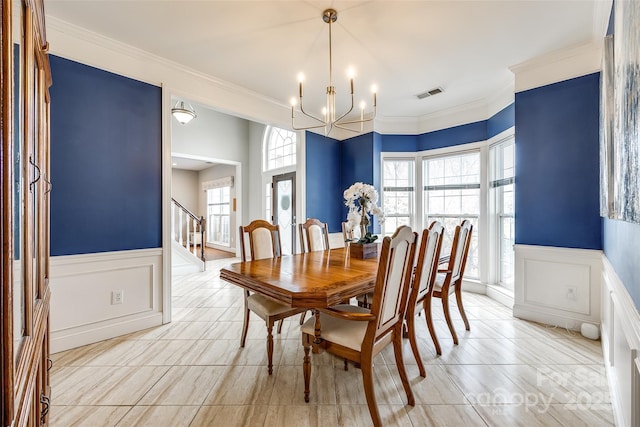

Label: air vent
[416,87,444,99]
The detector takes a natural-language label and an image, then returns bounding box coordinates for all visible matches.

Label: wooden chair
[341,221,361,247]
[405,221,444,373]
[239,219,307,375]
[301,225,418,427]
[428,219,473,348]
[299,218,330,252]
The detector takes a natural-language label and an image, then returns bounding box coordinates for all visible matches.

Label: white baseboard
[514,244,602,328]
[51,312,162,354]
[601,256,640,427]
[486,284,514,308]
[50,248,163,353]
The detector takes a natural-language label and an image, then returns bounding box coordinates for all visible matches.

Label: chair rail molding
[49,248,163,353]
[601,255,640,427]
[514,244,602,330]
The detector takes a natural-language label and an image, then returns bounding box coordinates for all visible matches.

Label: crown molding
[46,16,294,128]
[510,41,602,93]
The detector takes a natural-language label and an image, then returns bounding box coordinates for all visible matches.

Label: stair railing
[171,198,206,267]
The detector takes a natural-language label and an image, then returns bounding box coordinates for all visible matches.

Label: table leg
[312,309,324,354]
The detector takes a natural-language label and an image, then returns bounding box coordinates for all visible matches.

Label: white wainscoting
[50,248,163,353]
[514,244,602,330]
[601,256,640,427]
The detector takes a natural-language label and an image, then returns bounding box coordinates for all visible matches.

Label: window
[423,151,480,279]
[490,139,515,289]
[382,159,414,235]
[206,186,230,245]
[264,126,296,171]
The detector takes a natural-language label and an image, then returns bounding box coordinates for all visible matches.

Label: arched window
[264,126,296,171]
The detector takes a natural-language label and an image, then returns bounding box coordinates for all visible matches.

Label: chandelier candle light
[291,9,377,137]
[344,182,385,258]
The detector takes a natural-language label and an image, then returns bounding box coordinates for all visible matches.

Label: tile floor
[50,258,615,426]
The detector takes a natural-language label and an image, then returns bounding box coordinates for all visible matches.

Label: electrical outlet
[566,286,577,301]
[111,290,124,305]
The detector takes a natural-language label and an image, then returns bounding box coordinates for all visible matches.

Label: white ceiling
[45,1,608,126]
[171,155,220,171]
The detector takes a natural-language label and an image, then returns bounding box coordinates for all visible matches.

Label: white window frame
[489,134,515,290]
[381,158,416,235]
[263,125,297,173]
[382,135,506,288]
[206,186,231,246]
[422,148,483,280]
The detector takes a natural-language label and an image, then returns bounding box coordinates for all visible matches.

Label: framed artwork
[613,0,640,223]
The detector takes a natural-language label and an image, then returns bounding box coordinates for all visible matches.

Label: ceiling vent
[416,87,444,100]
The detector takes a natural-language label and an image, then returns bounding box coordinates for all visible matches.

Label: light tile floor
[50,259,615,426]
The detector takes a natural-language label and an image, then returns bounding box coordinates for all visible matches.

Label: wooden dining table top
[220,247,380,309]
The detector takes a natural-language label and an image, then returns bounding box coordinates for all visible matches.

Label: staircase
[172,198,206,273]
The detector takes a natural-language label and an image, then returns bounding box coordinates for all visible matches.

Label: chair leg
[361,354,382,427]
[423,297,441,356]
[442,292,459,345]
[393,325,415,407]
[303,334,312,403]
[277,319,284,334]
[406,306,426,377]
[267,321,275,375]
[299,311,306,325]
[455,285,470,331]
[241,300,250,348]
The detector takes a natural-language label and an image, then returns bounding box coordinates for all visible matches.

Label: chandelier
[291,9,377,136]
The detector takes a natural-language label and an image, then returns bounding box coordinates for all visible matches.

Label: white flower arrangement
[343,182,385,243]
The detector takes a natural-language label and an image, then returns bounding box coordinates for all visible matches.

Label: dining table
[219,246,380,349]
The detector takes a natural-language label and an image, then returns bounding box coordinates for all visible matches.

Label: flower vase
[350,241,378,259]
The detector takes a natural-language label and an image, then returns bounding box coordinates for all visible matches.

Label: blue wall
[380,134,418,152]
[50,55,162,255]
[305,132,342,233]
[488,103,515,139]
[417,121,487,151]
[514,73,601,249]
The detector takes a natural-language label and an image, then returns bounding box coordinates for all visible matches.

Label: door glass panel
[12,0,25,361]
[276,180,292,254]
[273,173,295,255]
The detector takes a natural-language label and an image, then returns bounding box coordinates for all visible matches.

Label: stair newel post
[200,216,206,266]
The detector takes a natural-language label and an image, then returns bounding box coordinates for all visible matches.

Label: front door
[272,172,296,255]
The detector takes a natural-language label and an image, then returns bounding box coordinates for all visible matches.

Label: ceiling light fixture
[291,9,377,136]
[171,100,197,124]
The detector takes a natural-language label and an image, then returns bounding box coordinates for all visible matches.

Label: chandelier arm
[336,106,377,126]
[292,121,329,131]
[298,103,326,124]
[332,123,361,133]
[333,94,355,124]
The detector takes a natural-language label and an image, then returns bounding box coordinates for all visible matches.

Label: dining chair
[299,218,330,252]
[239,219,307,375]
[429,219,473,347]
[405,221,444,374]
[301,225,418,427]
[341,221,361,247]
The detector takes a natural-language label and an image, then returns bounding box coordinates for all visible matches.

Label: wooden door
[2,0,52,425]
